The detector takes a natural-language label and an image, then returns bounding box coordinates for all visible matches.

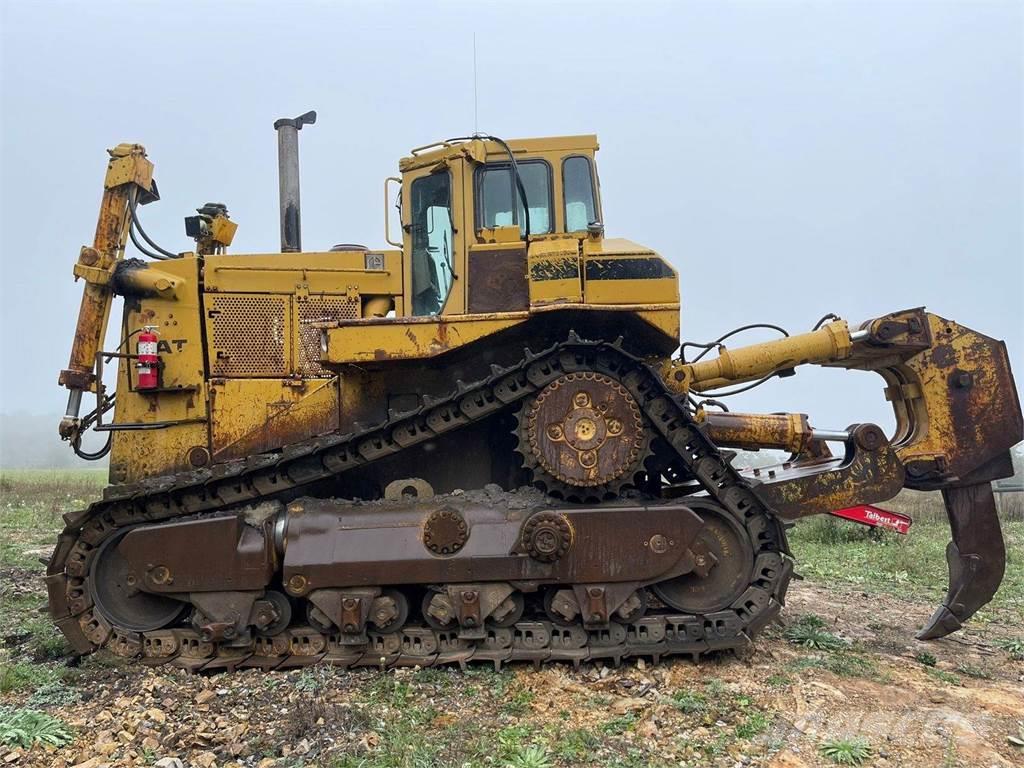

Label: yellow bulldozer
[48,112,1022,670]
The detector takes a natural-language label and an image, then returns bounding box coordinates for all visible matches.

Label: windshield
[410,172,454,316]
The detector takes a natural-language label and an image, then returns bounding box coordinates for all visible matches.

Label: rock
[610,697,649,714]
[360,732,381,750]
[195,689,217,705]
[141,737,160,751]
[767,751,809,768]
[195,752,218,768]
[71,760,107,768]
[145,708,166,724]
[256,759,277,768]
[294,739,311,755]
[636,720,658,739]
[154,760,184,768]
[2,753,18,766]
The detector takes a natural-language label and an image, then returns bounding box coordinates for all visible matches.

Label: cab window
[563,156,597,232]
[410,172,454,316]
[476,161,552,235]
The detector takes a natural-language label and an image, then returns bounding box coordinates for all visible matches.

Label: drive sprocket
[516,371,652,500]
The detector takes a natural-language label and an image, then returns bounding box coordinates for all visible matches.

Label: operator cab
[392,136,603,318]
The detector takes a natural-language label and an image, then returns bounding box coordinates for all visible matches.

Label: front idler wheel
[89,530,188,633]
[651,500,754,614]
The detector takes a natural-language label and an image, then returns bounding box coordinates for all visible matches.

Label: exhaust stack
[273,110,316,252]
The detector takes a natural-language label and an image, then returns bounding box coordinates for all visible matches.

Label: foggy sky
[1,0,1021,467]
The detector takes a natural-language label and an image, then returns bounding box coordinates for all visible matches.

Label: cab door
[401,158,468,316]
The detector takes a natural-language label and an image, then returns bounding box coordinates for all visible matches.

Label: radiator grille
[209,295,289,377]
[296,297,360,376]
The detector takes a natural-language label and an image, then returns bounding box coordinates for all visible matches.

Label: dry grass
[884,487,1023,523]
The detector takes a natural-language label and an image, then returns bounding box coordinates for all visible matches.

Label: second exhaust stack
[273,110,316,252]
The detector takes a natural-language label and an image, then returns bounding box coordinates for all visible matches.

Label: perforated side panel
[209,295,289,377]
[297,297,360,376]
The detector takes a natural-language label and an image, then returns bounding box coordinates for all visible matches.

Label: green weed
[734,710,770,739]
[505,744,552,768]
[0,663,61,694]
[670,688,708,713]
[765,672,793,688]
[601,713,637,735]
[553,728,600,760]
[501,688,536,716]
[819,737,872,765]
[789,652,877,679]
[784,614,847,651]
[926,667,962,685]
[26,681,80,708]
[996,638,1024,661]
[955,662,992,680]
[0,707,74,749]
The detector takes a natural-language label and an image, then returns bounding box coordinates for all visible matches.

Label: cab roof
[399,134,598,172]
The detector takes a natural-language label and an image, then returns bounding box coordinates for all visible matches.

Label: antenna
[473,32,479,134]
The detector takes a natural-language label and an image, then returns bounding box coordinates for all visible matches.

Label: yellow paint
[528,237,582,305]
[209,378,340,462]
[666,320,853,393]
[204,250,402,296]
[323,313,529,365]
[108,258,208,483]
[64,135,1020,508]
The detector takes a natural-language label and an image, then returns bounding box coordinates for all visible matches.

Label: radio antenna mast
[473,32,479,134]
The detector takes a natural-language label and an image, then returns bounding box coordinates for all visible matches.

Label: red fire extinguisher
[136,326,160,390]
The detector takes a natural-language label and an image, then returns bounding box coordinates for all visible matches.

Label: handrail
[384,176,403,247]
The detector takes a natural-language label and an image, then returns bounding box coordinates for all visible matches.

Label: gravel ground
[1,473,1022,768]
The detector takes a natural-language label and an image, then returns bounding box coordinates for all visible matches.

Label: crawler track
[47,337,793,670]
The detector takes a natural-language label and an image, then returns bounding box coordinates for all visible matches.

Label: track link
[47,336,793,669]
